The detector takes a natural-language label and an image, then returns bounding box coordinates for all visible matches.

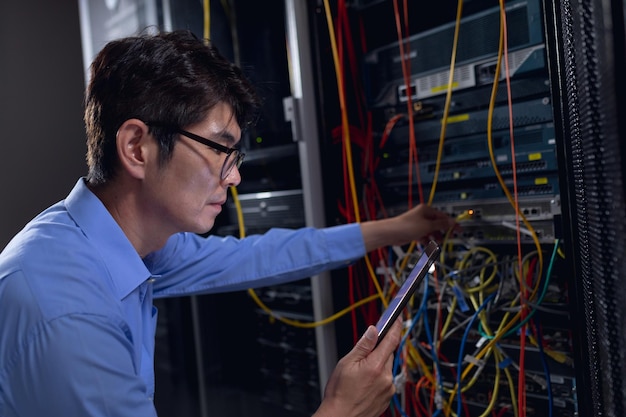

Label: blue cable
[391,320,415,417]
[421,285,443,404]
[391,273,431,417]
[456,292,497,417]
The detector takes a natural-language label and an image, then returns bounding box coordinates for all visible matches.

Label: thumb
[434,215,457,231]
[351,325,378,359]
[422,205,456,230]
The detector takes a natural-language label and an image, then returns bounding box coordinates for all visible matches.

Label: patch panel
[384,174,560,205]
[377,118,561,212]
[385,96,554,146]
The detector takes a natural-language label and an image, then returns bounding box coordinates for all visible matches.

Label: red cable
[518,256,537,417]
[392,0,424,207]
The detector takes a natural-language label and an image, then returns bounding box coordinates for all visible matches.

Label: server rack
[305,0,622,416]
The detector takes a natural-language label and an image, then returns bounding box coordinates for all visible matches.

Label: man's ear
[116,119,153,180]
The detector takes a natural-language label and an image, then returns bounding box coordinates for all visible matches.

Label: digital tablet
[374,240,441,345]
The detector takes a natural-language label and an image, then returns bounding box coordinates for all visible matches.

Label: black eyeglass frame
[145,122,245,180]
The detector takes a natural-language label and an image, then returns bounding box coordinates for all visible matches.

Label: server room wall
[0,0,86,250]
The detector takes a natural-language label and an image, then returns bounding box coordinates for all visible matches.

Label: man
[0,30,456,417]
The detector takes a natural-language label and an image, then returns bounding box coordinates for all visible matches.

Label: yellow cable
[203,0,210,41]
[528,334,573,366]
[485,0,544,288]
[322,0,359,222]
[458,246,498,295]
[249,289,380,328]
[230,185,245,239]
[227,185,382,328]
[503,358,520,417]
[428,0,464,206]
[322,0,388,310]
[438,297,457,349]
[443,307,522,414]
[478,348,503,417]
[442,254,521,413]
[406,343,436,385]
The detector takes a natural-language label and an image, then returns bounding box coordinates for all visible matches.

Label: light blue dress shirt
[0,178,365,417]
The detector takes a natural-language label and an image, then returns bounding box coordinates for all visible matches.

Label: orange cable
[392,0,423,207]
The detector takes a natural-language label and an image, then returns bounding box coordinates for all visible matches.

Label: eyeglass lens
[221,151,244,179]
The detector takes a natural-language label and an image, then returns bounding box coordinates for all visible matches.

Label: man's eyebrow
[215,131,239,147]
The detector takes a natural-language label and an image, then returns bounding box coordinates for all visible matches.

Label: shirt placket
[139,279,157,400]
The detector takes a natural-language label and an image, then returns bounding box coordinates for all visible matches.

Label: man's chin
[192,220,216,237]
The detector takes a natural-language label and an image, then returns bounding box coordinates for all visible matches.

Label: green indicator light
[256,136,263,144]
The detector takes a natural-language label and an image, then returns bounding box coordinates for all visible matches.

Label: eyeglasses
[146,122,245,180]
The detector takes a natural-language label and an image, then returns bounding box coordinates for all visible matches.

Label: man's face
[144,102,242,235]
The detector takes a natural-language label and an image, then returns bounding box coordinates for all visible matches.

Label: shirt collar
[65,178,153,300]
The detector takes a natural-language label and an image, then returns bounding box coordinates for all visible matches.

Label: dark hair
[84,29,260,184]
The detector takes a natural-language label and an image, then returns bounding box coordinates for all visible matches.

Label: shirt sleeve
[148,223,366,297]
[3,313,157,417]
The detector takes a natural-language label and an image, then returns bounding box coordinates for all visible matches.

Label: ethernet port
[476,61,499,84]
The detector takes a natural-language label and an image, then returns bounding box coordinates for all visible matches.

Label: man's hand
[312,319,403,417]
[360,203,458,252]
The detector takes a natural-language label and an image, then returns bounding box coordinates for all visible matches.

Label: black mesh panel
[553,0,626,415]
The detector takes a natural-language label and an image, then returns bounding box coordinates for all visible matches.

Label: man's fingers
[373,319,403,357]
[351,325,379,359]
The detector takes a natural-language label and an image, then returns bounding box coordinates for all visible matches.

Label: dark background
[0,0,86,250]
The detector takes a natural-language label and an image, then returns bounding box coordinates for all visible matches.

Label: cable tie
[391,245,405,259]
[531,374,548,390]
[470,275,481,287]
[375,266,395,276]
[393,370,406,393]
[463,354,485,368]
[434,391,444,410]
[475,336,487,348]
[501,220,534,236]
[402,319,413,330]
